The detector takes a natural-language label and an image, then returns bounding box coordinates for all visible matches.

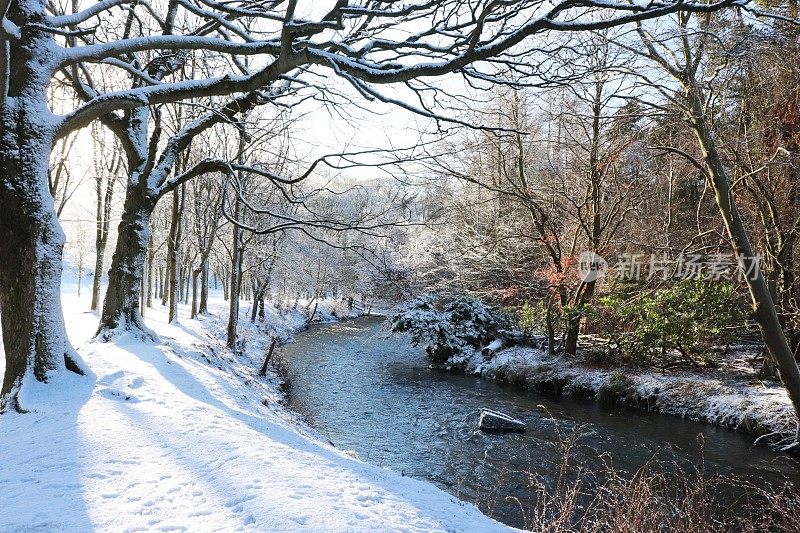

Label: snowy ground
[470,344,798,449]
[0,285,512,532]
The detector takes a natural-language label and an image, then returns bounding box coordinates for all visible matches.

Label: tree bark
[687,86,800,426]
[0,8,86,408]
[90,165,116,311]
[90,238,105,311]
[0,203,85,409]
[199,261,209,314]
[564,279,597,356]
[259,336,278,377]
[97,183,155,337]
[227,195,243,348]
[157,265,164,301]
[167,186,184,324]
[191,267,201,319]
[77,253,83,298]
[146,236,155,308]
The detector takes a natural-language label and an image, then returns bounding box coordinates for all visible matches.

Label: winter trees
[90,125,121,312]
[0,0,760,410]
[616,12,800,429]
[396,9,800,429]
[423,70,645,355]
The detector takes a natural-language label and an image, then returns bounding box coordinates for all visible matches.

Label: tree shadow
[0,368,97,531]
[106,340,498,529]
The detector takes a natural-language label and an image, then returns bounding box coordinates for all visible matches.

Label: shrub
[389,294,515,367]
[596,280,746,366]
[516,300,550,336]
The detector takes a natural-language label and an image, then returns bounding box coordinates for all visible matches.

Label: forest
[1,1,800,532]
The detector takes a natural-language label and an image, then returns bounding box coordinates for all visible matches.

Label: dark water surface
[281,317,800,528]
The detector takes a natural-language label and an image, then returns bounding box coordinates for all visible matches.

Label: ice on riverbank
[0,288,511,532]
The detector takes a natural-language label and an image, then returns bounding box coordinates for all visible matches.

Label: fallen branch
[259,336,278,377]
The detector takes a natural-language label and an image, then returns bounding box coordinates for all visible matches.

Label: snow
[471,344,798,447]
[0,285,512,532]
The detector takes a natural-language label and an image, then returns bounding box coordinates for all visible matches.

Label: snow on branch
[56,55,297,138]
[58,35,282,69]
[51,0,754,140]
[45,0,131,27]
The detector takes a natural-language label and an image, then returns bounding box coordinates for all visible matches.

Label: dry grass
[478,427,800,532]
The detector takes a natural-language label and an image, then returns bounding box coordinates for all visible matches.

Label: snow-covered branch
[45,0,131,27]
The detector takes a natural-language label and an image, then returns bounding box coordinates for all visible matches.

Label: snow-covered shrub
[447,296,515,347]
[389,294,515,367]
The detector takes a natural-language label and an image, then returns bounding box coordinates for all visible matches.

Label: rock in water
[478,409,526,433]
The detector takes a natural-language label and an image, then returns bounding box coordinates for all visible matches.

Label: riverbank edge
[268,307,796,449]
[455,345,799,452]
[0,289,516,531]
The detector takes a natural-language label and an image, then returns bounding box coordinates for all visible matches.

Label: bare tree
[90,125,121,311]
[49,131,81,218]
[0,0,755,409]
[615,12,800,430]
[190,176,223,318]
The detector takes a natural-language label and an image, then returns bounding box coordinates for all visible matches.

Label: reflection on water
[281,317,799,528]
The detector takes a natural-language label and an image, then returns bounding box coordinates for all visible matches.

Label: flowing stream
[280,317,800,528]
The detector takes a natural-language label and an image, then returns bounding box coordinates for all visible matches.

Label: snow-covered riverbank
[467,344,798,450]
[0,288,511,532]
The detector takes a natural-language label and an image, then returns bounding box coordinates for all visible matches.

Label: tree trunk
[199,260,209,314]
[564,280,597,356]
[222,266,229,301]
[146,236,155,308]
[227,198,242,348]
[167,186,184,324]
[97,184,155,337]
[179,255,188,304]
[688,87,800,426]
[90,165,115,311]
[259,336,278,377]
[0,207,86,410]
[157,265,164,301]
[183,262,191,304]
[0,15,86,408]
[250,284,266,323]
[77,253,83,298]
[90,236,106,311]
[191,267,201,319]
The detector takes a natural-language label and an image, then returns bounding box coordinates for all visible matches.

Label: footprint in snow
[98,370,126,385]
[97,387,141,403]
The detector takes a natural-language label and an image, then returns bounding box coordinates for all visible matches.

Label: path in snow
[0,288,511,532]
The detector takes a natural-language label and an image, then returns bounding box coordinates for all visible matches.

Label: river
[280,316,800,528]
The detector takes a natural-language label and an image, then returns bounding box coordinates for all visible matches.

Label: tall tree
[0,0,755,409]
[620,12,800,430]
[90,126,121,311]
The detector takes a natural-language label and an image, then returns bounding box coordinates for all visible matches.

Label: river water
[280,317,800,528]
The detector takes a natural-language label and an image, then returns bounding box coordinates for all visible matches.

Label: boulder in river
[478,409,526,433]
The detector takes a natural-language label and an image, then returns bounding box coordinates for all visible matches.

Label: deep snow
[0,285,512,532]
